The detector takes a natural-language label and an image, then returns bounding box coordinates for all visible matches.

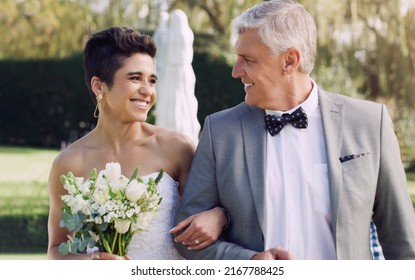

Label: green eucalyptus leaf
[79,240,88,252]
[99,223,108,231]
[87,237,96,247]
[58,242,70,255]
[65,220,76,231]
[69,242,78,253]
[59,220,65,228]
[61,210,72,221]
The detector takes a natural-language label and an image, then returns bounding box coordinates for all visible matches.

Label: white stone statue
[154,9,201,145]
[153,11,169,82]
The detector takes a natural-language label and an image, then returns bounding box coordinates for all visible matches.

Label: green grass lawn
[0,146,58,217]
[0,146,59,259]
[0,146,59,183]
[0,145,414,259]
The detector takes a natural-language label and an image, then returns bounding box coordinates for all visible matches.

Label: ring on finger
[194,239,200,245]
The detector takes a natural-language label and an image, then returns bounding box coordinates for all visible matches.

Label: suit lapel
[319,90,343,238]
[241,106,267,234]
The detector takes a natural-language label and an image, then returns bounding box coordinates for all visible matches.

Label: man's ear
[283,48,301,74]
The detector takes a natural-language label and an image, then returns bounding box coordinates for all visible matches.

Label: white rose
[93,186,110,204]
[114,219,131,234]
[110,175,129,199]
[105,162,121,184]
[125,180,147,202]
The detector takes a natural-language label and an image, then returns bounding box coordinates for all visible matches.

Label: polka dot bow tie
[264,107,308,136]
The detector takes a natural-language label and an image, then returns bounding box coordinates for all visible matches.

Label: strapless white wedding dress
[127,172,184,260]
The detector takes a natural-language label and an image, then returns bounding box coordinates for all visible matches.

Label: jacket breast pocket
[341,155,370,173]
[341,155,376,207]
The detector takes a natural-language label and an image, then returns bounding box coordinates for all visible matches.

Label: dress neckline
[140,171,177,184]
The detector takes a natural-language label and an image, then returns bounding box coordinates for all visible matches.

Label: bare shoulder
[49,138,89,179]
[47,138,90,206]
[152,126,196,156]
[147,126,196,191]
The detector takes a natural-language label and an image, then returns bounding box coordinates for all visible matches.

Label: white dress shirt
[264,80,336,259]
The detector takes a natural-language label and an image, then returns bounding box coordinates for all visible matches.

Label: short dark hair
[83,27,157,103]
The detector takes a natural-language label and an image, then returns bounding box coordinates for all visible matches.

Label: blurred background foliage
[0,0,414,165]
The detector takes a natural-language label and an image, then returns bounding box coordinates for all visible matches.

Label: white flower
[94,216,103,224]
[63,181,77,195]
[125,180,147,202]
[97,203,109,217]
[93,185,110,204]
[110,175,130,199]
[131,212,156,232]
[105,162,121,184]
[96,170,107,184]
[80,179,92,195]
[114,219,131,234]
[125,209,135,218]
[74,177,85,189]
[62,194,89,213]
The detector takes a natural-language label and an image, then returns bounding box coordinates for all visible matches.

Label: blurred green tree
[0,0,414,162]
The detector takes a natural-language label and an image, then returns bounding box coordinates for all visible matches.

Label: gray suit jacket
[174,89,415,259]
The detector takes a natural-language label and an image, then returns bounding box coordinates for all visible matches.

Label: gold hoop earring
[94,94,103,118]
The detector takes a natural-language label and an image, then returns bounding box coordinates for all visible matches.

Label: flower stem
[111,231,118,254]
[96,225,112,254]
[118,234,123,256]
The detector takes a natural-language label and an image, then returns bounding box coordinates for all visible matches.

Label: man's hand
[251,247,295,260]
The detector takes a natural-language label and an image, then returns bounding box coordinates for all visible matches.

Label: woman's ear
[283,48,301,74]
[91,76,103,97]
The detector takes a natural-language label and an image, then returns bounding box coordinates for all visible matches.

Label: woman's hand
[170,207,229,250]
[91,251,129,260]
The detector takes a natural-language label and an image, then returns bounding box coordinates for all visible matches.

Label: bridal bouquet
[58,162,163,257]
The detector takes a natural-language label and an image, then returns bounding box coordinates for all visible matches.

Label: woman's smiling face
[103,52,157,122]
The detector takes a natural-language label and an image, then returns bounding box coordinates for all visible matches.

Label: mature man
[174,0,415,259]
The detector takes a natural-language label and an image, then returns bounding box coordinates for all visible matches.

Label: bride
[47,27,228,260]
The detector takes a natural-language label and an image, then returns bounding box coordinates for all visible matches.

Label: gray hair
[232,0,317,73]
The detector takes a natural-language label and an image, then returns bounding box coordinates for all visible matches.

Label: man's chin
[244,96,253,105]
[244,96,258,107]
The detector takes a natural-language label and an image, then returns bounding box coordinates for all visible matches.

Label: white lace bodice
[127,172,184,260]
